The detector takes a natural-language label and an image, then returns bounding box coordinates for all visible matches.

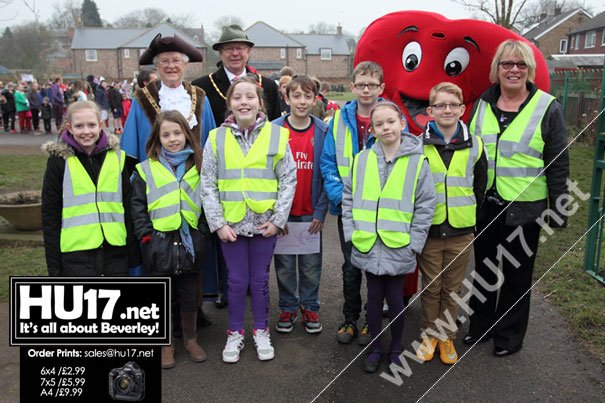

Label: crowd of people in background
[0,73,154,136]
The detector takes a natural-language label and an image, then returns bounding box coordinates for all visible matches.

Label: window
[85,50,97,62]
[602,30,605,46]
[585,30,595,48]
[559,39,567,54]
[124,49,130,58]
[139,48,146,56]
[280,48,286,59]
[575,34,580,49]
[296,48,302,59]
[320,48,332,60]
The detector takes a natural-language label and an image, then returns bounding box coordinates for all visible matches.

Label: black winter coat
[109,88,122,111]
[41,133,141,276]
[131,167,210,276]
[192,65,281,124]
[470,82,569,227]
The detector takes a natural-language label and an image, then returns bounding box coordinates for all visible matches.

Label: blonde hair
[65,100,100,122]
[278,75,292,87]
[489,40,536,84]
[429,82,464,105]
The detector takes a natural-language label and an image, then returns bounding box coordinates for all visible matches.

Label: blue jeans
[274,215,322,312]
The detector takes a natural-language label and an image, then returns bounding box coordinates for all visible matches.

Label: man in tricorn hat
[192,24,280,124]
[121,33,216,173]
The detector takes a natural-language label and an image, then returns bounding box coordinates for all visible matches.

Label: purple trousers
[221,234,277,331]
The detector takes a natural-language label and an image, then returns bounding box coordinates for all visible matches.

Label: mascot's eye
[402,42,422,72]
[443,47,470,76]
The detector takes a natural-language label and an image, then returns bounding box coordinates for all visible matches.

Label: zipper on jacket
[89,155,107,242]
[174,241,181,275]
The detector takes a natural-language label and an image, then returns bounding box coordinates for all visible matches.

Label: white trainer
[253,328,275,361]
[222,330,244,363]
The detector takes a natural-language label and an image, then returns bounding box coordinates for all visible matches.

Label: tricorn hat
[212,24,254,51]
[139,33,203,65]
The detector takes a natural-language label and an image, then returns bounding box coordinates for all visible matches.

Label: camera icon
[108,361,145,401]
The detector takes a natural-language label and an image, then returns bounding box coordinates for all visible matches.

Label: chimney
[336,23,342,36]
[554,7,561,15]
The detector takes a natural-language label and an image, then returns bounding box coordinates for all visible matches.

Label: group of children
[41,60,486,373]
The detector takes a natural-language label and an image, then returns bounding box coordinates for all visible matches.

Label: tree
[308,22,336,34]
[112,8,192,29]
[517,0,589,29]
[454,0,530,29]
[0,22,51,73]
[48,0,81,33]
[81,0,101,27]
[205,16,244,45]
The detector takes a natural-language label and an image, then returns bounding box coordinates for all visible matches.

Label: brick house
[566,11,605,56]
[244,21,351,84]
[523,8,592,57]
[70,23,207,82]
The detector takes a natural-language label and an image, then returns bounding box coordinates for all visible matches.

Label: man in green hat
[193,24,281,125]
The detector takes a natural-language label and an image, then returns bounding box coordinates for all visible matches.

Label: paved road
[2,214,603,402]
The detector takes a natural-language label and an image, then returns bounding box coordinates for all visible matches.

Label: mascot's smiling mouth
[400,94,430,130]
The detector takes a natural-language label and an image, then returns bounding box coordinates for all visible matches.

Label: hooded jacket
[422,121,488,238]
[41,132,140,276]
[342,133,436,276]
[470,82,569,227]
[320,99,377,216]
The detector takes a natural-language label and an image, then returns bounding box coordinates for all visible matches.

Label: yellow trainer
[439,338,459,364]
[416,337,438,361]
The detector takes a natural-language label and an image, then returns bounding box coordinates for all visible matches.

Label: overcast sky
[1,0,604,34]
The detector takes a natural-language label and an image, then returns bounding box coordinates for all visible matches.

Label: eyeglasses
[353,83,380,90]
[499,61,529,70]
[157,58,183,67]
[431,103,463,111]
[222,45,248,54]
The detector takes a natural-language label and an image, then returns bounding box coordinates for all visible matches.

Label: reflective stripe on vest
[136,159,201,231]
[208,124,289,223]
[351,149,422,252]
[333,109,354,180]
[470,90,553,202]
[423,134,482,228]
[60,150,126,252]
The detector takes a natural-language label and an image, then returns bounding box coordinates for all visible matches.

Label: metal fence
[550,69,604,141]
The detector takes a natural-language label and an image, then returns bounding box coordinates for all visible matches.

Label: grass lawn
[0,155,47,193]
[0,144,603,361]
[328,91,354,102]
[532,142,605,363]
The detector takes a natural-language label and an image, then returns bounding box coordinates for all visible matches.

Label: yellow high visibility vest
[351,149,423,252]
[60,150,126,252]
[332,109,355,181]
[135,159,201,231]
[208,123,289,223]
[423,133,482,228]
[470,90,554,202]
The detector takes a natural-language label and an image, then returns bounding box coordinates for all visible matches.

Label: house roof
[289,34,350,55]
[122,23,204,48]
[71,23,204,50]
[245,21,304,47]
[523,8,591,40]
[72,28,144,49]
[551,53,605,67]
[570,11,605,34]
